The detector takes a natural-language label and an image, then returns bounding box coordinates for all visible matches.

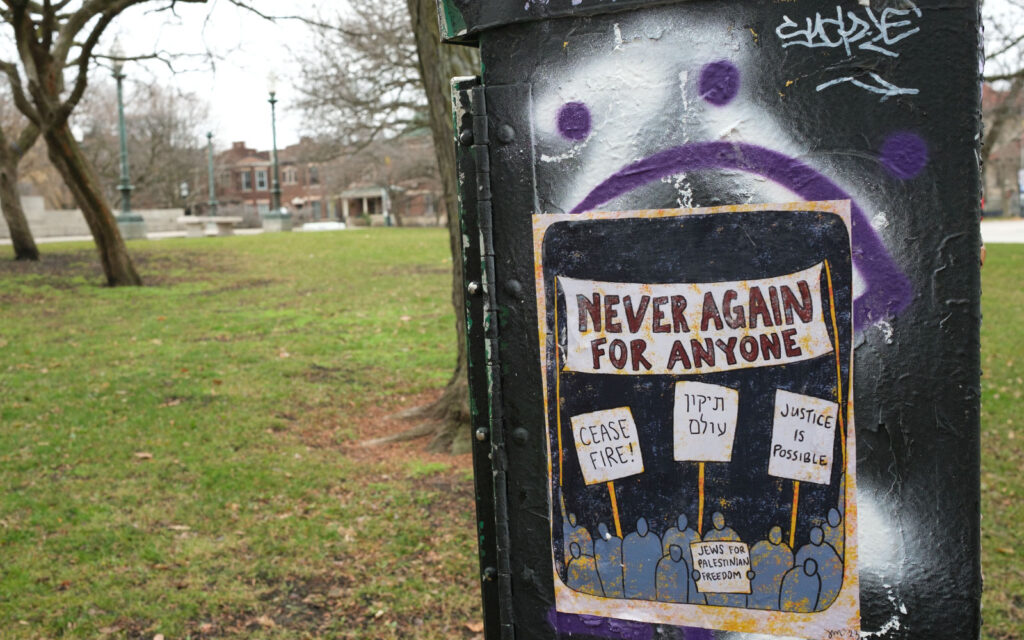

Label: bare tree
[0,93,40,260]
[294,2,426,151]
[0,0,218,285]
[295,0,479,452]
[982,0,1024,164]
[76,80,208,209]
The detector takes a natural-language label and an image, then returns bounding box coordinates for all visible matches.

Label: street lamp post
[111,41,146,240]
[262,73,291,232]
[206,132,218,216]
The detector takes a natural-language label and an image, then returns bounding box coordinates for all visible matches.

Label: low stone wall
[0,196,186,239]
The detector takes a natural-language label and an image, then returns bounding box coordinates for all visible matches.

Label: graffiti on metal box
[534,202,859,639]
[775,5,922,99]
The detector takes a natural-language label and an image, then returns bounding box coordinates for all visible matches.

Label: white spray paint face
[531,12,872,301]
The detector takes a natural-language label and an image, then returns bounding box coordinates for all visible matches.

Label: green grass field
[0,231,1019,639]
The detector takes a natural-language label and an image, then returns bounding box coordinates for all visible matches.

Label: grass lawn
[0,231,1019,639]
[0,229,478,639]
[980,244,1024,640]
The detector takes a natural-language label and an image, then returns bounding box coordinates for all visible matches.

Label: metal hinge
[456,79,515,640]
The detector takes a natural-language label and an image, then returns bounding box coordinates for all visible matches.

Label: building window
[311,200,322,219]
[283,167,297,185]
[241,172,252,191]
[257,202,269,214]
[308,165,319,185]
[256,169,268,190]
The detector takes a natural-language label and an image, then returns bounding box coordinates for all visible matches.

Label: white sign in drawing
[673,381,739,463]
[775,5,922,100]
[570,407,645,485]
[691,541,752,594]
[768,389,840,485]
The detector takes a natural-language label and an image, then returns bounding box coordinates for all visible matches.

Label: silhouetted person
[655,544,690,603]
[823,507,844,558]
[702,511,744,607]
[796,527,843,610]
[563,512,594,565]
[780,558,821,612]
[594,522,624,598]
[567,542,604,596]
[748,525,793,610]
[661,513,701,602]
[623,517,661,600]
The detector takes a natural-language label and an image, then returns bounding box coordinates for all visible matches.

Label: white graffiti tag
[776,5,922,99]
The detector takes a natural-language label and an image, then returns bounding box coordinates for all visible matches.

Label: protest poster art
[533,202,859,639]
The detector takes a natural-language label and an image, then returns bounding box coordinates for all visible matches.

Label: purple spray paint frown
[570,141,913,330]
[546,609,715,640]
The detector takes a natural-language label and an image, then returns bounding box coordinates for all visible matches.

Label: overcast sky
[101,0,1020,154]
[110,0,330,152]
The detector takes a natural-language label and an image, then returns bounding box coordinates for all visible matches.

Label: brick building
[200,133,446,226]
[207,138,329,221]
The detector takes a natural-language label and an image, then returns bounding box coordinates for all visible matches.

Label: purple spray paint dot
[557,101,592,140]
[698,60,740,106]
[880,132,929,180]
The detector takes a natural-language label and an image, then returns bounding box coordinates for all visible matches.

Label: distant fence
[0,196,447,239]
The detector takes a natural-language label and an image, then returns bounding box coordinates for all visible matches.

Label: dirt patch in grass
[0,248,237,290]
[294,388,473,470]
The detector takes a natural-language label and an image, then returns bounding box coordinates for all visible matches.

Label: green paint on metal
[438,0,468,40]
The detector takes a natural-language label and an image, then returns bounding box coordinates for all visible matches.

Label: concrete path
[981,219,1024,244]
[0,227,265,246]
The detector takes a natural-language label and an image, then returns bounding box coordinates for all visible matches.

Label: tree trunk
[403,0,479,453]
[43,121,141,286]
[0,159,39,261]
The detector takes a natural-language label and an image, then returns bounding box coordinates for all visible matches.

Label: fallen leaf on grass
[159,398,181,408]
[465,621,484,632]
[134,452,153,460]
[150,339,163,345]
[255,615,276,628]
[167,524,191,531]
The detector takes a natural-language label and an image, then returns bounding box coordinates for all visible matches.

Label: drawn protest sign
[691,541,752,594]
[673,381,739,463]
[570,407,644,485]
[768,390,839,485]
[560,264,833,376]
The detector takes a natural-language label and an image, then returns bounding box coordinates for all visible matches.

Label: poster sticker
[673,381,739,463]
[570,407,645,485]
[534,202,860,640]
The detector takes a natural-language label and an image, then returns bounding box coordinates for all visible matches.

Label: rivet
[483,566,498,581]
[512,428,529,444]
[496,124,516,144]
[505,279,522,296]
[459,128,474,146]
[475,428,489,442]
[467,281,481,296]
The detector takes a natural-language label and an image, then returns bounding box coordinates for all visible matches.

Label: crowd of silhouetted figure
[561,504,844,612]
